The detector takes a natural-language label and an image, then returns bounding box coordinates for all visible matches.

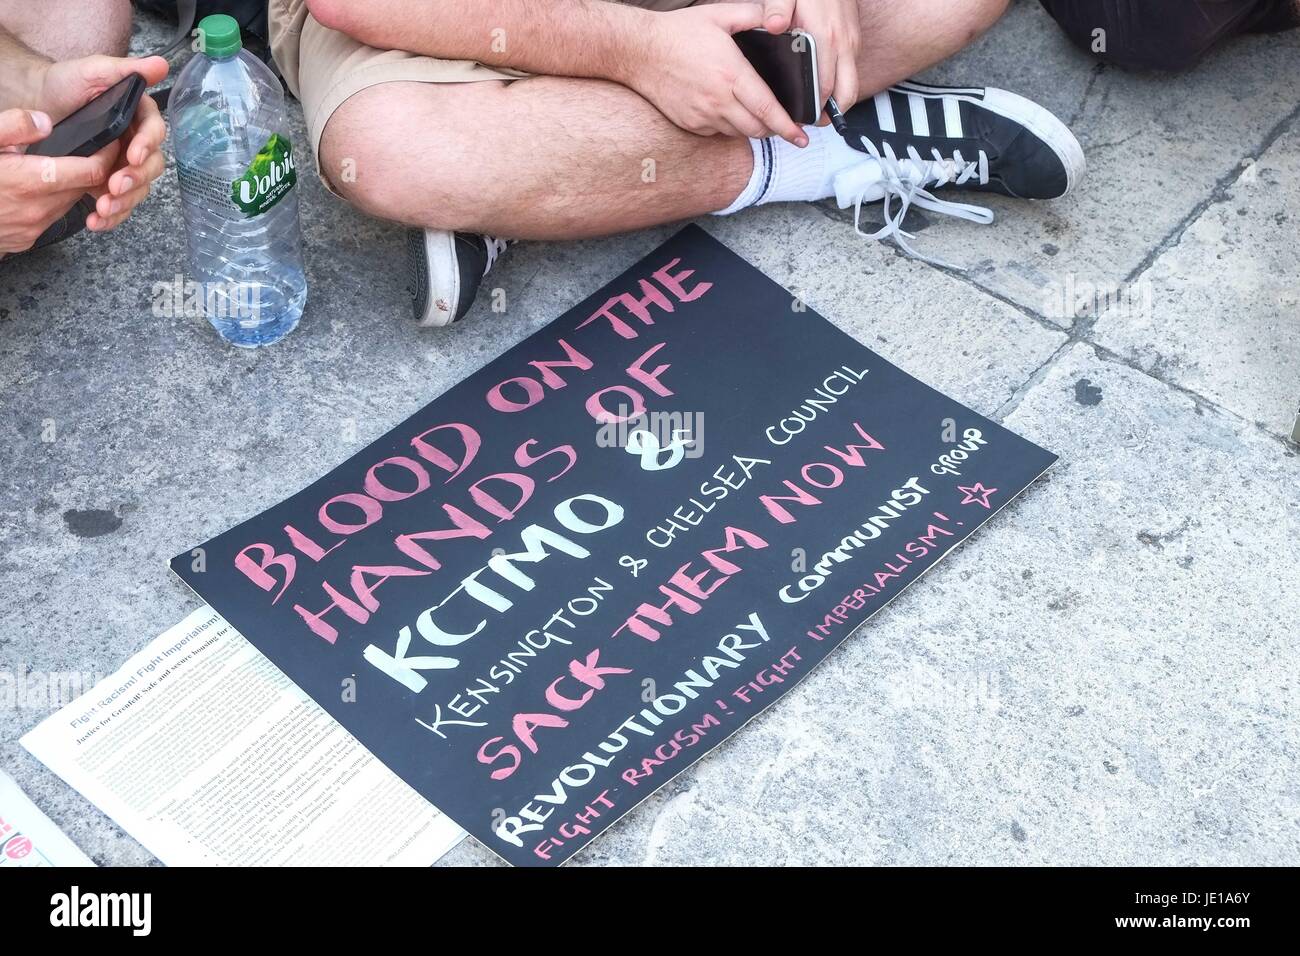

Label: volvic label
[231,133,297,218]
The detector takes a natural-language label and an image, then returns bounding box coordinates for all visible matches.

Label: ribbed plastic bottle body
[169,48,306,347]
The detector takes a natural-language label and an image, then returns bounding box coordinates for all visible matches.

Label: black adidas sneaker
[835,80,1084,200]
[408,230,510,327]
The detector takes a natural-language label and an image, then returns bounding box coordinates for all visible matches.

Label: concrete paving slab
[839,0,1300,324]
[1089,122,1300,440]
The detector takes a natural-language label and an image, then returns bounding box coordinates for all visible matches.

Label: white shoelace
[834,138,995,269]
[482,236,509,276]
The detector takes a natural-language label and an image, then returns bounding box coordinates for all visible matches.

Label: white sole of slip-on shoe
[408,228,462,328]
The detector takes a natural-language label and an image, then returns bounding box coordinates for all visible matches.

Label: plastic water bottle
[169,14,307,347]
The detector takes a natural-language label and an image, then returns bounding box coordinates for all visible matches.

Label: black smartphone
[734,29,821,126]
[24,74,146,252]
[27,73,146,158]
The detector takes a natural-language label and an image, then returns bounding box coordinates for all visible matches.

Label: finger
[86,210,114,232]
[762,0,796,33]
[109,147,166,197]
[46,140,120,192]
[94,188,121,220]
[86,200,136,232]
[817,43,837,108]
[710,2,768,35]
[733,69,806,146]
[132,55,171,86]
[92,212,138,232]
[94,180,151,226]
[834,53,860,112]
[74,54,170,94]
[0,109,52,150]
[724,103,770,141]
[124,94,165,167]
[97,166,155,218]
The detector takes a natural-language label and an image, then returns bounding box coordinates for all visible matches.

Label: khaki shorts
[269,0,698,191]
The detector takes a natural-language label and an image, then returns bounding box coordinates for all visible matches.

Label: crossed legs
[318,0,1009,239]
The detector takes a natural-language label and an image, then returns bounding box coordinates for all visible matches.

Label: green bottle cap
[198,14,242,58]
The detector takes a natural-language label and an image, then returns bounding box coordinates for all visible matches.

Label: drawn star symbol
[957,482,998,509]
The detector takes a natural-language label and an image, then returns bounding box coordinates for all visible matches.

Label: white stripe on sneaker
[908,94,929,136]
[943,97,963,137]
[896,80,986,99]
[873,91,896,133]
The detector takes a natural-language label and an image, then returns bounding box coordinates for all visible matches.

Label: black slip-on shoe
[408,230,510,327]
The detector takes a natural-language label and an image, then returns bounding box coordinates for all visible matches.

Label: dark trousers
[1039,0,1300,71]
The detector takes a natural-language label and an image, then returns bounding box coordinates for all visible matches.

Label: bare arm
[306,0,649,84]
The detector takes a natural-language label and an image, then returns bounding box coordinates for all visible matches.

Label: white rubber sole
[979,87,1086,198]
[896,81,1086,198]
[410,228,460,328]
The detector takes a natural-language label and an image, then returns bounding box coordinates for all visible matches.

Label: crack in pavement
[927,100,1300,445]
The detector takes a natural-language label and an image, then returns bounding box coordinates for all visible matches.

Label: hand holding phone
[627,4,808,147]
[14,74,147,251]
[26,73,145,159]
[734,29,821,126]
[0,109,119,255]
[12,57,170,249]
[751,0,862,118]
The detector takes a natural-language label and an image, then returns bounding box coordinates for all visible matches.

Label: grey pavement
[1,1,1297,867]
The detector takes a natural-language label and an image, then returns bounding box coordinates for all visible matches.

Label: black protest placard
[172,226,1056,866]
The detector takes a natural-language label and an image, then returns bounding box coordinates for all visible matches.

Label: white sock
[713,123,867,215]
